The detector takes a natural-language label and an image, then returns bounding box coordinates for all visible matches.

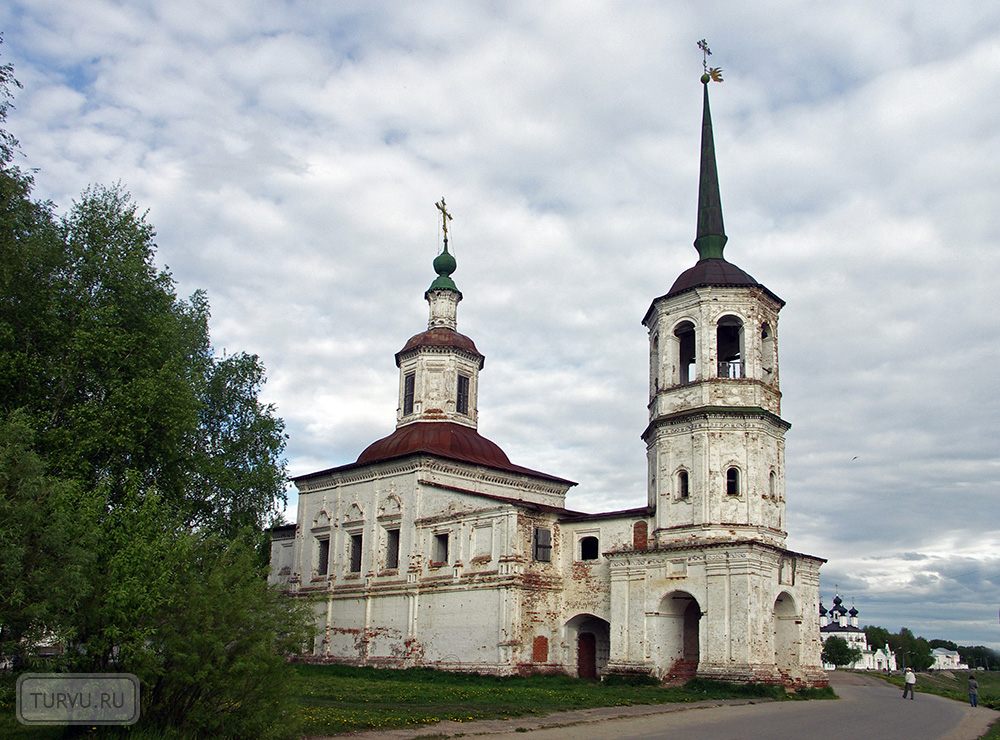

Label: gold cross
[697,39,711,72]
[435,198,453,237]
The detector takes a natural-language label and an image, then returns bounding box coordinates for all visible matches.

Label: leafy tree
[957,645,999,670]
[864,625,890,651]
[887,627,934,671]
[822,636,862,668]
[0,411,98,662]
[0,50,309,737]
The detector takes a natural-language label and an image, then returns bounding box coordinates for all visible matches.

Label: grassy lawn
[2,665,833,738]
[287,665,830,737]
[873,669,1000,710]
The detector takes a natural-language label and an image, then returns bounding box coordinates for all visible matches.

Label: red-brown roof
[354,421,574,484]
[395,327,483,367]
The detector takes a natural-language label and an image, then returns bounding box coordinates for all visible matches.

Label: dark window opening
[403,373,415,415]
[317,538,330,576]
[349,533,363,573]
[386,528,400,570]
[580,536,600,560]
[432,532,449,564]
[678,470,690,499]
[533,528,551,562]
[726,468,740,496]
[457,374,470,415]
[717,317,744,379]
[675,321,696,384]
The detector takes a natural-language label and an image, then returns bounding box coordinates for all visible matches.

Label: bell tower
[642,74,788,549]
[394,199,484,429]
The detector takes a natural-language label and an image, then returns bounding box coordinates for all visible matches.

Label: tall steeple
[641,60,788,550]
[694,75,728,261]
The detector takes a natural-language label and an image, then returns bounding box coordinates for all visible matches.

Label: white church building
[819,595,896,672]
[270,75,828,687]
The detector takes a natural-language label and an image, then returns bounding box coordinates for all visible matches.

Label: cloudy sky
[3,1,999,651]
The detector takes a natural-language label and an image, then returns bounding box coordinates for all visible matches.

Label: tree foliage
[822,636,862,668]
[0,49,310,737]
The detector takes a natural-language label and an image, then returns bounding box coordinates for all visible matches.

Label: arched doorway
[656,591,701,678]
[564,614,610,679]
[773,591,800,677]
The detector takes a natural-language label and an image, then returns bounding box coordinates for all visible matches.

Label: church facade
[269,77,827,686]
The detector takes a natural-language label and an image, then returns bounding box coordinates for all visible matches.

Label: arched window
[650,333,659,392]
[717,316,744,379]
[726,467,740,496]
[674,321,697,384]
[580,536,600,560]
[761,323,776,381]
[769,471,777,500]
[677,470,690,499]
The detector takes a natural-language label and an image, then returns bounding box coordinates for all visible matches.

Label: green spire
[694,75,728,261]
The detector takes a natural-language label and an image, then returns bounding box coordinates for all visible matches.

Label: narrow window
[717,316,744,379]
[316,537,330,576]
[650,333,659,393]
[633,520,648,550]
[580,536,599,561]
[385,528,400,570]
[403,372,415,416]
[761,323,775,380]
[726,467,740,496]
[769,471,777,500]
[678,470,690,499]
[432,532,449,564]
[456,374,470,415]
[349,533,363,573]
[533,528,551,562]
[675,321,696,383]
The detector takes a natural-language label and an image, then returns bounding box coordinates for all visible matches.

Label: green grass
[873,669,1000,710]
[1,665,834,739]
[288,665,826,737]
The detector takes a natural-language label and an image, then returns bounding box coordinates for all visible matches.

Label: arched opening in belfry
[773,592,800,676]
[717,315,744,379]
[565,614,611,679]
[674,321,697,384]
[657,591,701,676]
[761,322,776,382]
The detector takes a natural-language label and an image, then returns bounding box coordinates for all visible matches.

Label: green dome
[428,246,458,292]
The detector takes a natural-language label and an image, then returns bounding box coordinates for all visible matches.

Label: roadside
[326,696,779,740]
[322,671,1000,740]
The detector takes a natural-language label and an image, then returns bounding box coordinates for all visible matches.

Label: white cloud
[3,0,999,648]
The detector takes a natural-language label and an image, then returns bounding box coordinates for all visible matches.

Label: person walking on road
[969,675,979,707]
[902,668,917,699]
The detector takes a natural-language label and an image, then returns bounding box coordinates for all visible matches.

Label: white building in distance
[270,75,828,687]
[931,648,969,671]
[819,594,896,672]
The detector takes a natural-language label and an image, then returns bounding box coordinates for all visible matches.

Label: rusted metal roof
[354,421,574,484]
[395,327,484,367]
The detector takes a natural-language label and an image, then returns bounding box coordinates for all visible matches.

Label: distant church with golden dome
[270,74,828,687]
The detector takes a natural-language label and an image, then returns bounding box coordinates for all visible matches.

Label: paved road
[334,672,998,740]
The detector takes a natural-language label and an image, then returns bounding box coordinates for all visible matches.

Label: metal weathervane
[697,39,724,82]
